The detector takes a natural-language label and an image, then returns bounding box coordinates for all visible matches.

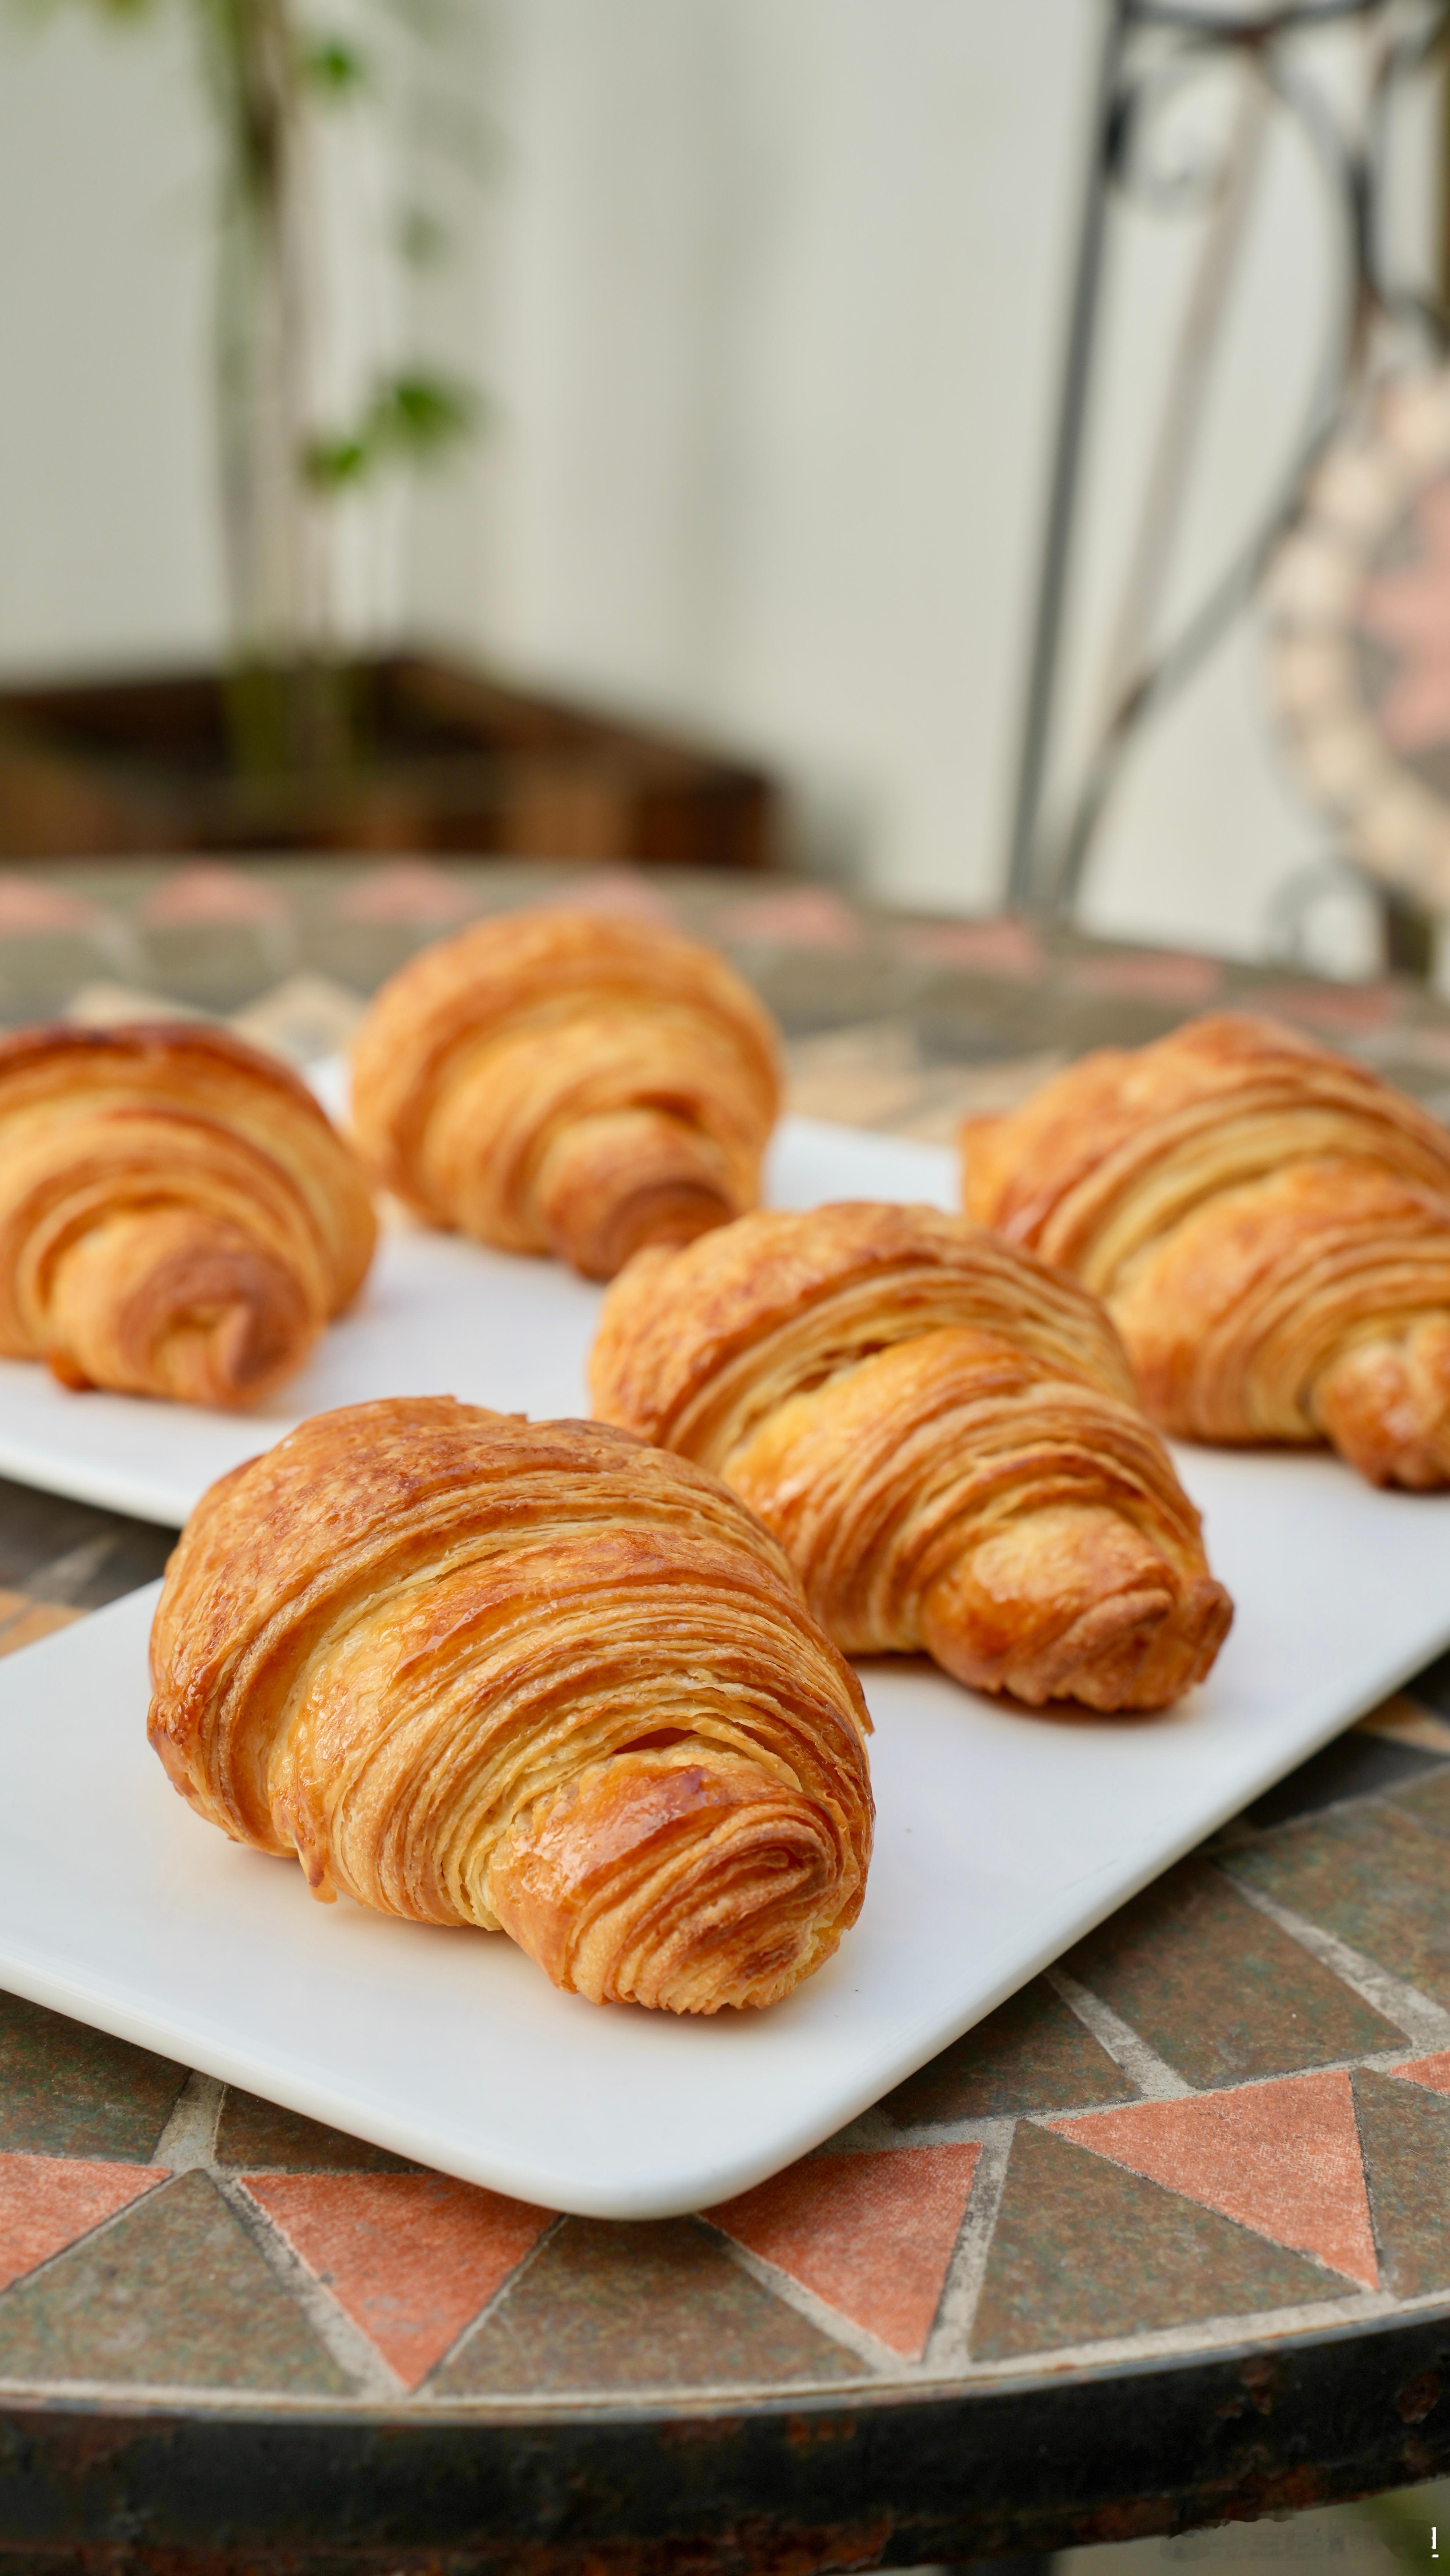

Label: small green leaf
[304,34,368,93]
[373,369,478,453]
[300,369,482,495]
[303,432,370,489]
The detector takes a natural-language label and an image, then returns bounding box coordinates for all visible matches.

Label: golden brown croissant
[0,1024,375,1408]
[350,907,782,1280]
[590,1204,1230,1713]
[961,1010,1450,1489]
[147,1397,872,2013]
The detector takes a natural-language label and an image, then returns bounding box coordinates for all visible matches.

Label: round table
[1,857,1448,2570]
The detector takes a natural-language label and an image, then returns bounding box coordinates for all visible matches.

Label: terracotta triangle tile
[1050,2071,1376,2287]
[433,2218,861,2396]
[0,2171,348,2393]
[0,2152,166,2294]
[244,2171,554,2388]
[973,2122,1339,2361]
[1389,2049,1450,2097]
[705,2144,980,2358]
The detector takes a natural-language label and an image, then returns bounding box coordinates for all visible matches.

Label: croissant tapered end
[592,1205,1230,1714]
[918,1505,1233,1714]
[960,1011,1450,1489]
[533,1108,738,1280]
[45,1208,317,1407]
[0,1022,376,1408]
[349,907,782,1278]
[1312,1319,1450,1489]
[487,1750,853,2011]
[146,1398,872,2014]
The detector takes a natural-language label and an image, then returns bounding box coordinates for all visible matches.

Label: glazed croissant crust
[591,1204,1231,1712]
[0,1024,375,1407]
[350,907,782,1280]
[148,1398,872,2014]
[962,1010,1450,1488]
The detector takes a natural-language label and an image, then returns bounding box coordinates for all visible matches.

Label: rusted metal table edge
[1,2298,1447,2567]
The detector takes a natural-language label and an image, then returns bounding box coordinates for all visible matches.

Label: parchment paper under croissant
[0,1024,375,1408]
[350,907,781,1280]
[591,1203,1231,1712]
[147,1397,872,2014]
[961,1011,1450,1490]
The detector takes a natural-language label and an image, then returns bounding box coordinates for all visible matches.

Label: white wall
[0,4,219,670]
[437,0,1100,915]
[0,1,1439,959]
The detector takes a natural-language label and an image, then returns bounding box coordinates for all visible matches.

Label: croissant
[147,1397,872,2014]
[590,1203,1231,1713]
[350,908,782,1280]
[0,1024,376,1408]
[961,1010,1450,1490]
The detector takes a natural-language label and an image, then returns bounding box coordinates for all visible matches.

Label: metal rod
[1050,36,1367,916]
[1004,0,1449,926]
[1090,62,1269,745]
[1004,0,1128,913]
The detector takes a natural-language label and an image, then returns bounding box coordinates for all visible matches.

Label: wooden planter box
[0,654,779,869]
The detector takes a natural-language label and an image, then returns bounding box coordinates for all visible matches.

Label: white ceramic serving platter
[1,1451,1449,2219]
[3,1107,1450,2217]
[0,1114,954,1527]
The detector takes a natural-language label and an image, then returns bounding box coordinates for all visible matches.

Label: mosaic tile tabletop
[3,1517,1449,2412]
[0,858,1449,2563]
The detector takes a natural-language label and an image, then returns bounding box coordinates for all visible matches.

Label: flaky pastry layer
[962,1011,1450,1487]
[350,908,781,1278]
[0,1023,375,1406]
[592,1203,1231,1712]
[147,1398,872,2014]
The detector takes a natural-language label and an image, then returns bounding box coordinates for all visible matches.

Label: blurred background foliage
[19,0,488,776]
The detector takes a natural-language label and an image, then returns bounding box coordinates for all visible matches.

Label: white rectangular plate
[3,1110,1450,2217]
[0,1116,956,1527]
[1,1450,1449,2218]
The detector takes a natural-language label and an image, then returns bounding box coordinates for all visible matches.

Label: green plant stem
[32,0,489,788]
[200,0,352,779]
